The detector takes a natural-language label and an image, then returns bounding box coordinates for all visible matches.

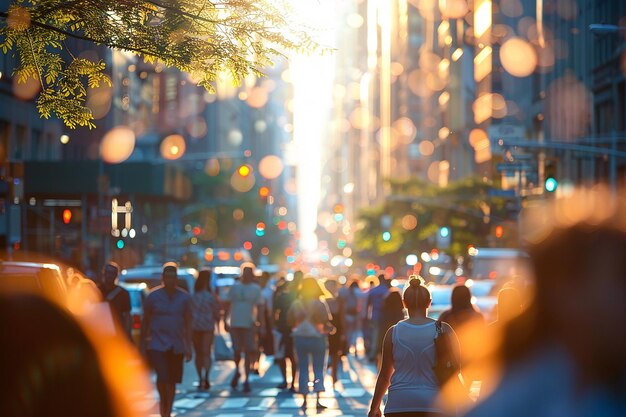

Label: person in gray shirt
[141,262,192,417]
[223,263,264,393]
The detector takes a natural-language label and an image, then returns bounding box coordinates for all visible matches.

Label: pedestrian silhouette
[0,293,149,417]
[464,186,626,417]
[368,276,463,417]
[288,275,335,410]
[141,262,193,417]
[191,270,220,390]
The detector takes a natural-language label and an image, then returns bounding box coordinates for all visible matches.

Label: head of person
[0,294,123,417]
[162,262,178,292]
[259,271,271,288]
[240,262,256,284]
[378,273,388,287]
[102,261,120,288]
[195,270,211,293]
[292,270,304,287]
[384,290,404,313]
[402,275,431,312]
[275,278,288,296]
[349,279,361,291]
[496,287,522,322]
[323,278,339,297]
[503,186,626,391]
[450,284,473,311]
[299,275,329,302]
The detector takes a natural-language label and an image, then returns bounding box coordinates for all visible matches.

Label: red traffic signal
[62,209,72,224]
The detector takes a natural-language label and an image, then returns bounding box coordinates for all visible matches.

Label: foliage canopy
[0,0,318,128]
[354,176,519,262]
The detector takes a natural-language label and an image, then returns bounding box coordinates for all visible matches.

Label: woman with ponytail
[368,276,460,417]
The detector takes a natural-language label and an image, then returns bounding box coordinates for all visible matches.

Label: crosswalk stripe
[221,398,250,409]
[246,397,276,411]
[277,398,300,409]
[174,398,206,409]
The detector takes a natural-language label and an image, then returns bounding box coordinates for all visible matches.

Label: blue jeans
[294,335,328,393]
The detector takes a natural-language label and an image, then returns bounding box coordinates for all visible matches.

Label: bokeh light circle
[402,214,418,230]
[500,37,537,77]
[100,126,136,163]
[439,0,468,19]
[160,134,186,160]
[258,155,284,179]
[230,170,255,192]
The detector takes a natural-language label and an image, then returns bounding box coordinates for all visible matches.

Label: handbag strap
[435,319,443,336]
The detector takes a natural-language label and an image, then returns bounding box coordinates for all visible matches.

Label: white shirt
[385,320,443,414]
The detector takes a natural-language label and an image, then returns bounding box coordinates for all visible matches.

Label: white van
[467,247,531,281]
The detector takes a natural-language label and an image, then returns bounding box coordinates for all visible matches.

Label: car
[119,265,198,294]
[119,282,149,345]
[467,247,531,281]
[426,284,454,319]
[0,261,68,308]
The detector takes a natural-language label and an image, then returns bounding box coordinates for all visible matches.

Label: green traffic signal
[545,177,558,192]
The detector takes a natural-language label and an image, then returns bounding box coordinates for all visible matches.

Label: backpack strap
[106,286,123,302]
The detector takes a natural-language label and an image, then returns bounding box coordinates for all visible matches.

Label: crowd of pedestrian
[4,188,626,417]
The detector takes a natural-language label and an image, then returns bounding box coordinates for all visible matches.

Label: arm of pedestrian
[369,327,394,417]
[184,297,193,362]
[140,297,152,357]
[442,322,462,370]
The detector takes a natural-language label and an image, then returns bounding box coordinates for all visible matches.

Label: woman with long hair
[288,275,335,410]
[368,276,461,417]
[191,270,220,390]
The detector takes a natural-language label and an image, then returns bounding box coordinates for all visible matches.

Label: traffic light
[116,239,125,249]
[259,186,270,201]
[495,225,504,238]
[62,209,72,224]
[382,231,392,241]
[437,226,451,249]
[544,160,558,192]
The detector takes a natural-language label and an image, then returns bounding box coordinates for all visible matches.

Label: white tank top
[384,320,442,414]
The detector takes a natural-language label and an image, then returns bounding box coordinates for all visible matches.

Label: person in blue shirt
[141,262,193,417]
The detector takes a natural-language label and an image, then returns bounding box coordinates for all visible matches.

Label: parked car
[119,282,149,345]
[0,261,67,308]
[119,265,198,294]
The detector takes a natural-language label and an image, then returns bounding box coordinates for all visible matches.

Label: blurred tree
[0,0,319,128]
[354,177,516,261]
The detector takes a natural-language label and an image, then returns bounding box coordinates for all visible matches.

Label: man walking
[366,273,390,361]
[141,262,193,417]
[223,262,264,393]
[97,261,131,338]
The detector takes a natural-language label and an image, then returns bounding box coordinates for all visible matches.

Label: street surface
[140,348,378,417]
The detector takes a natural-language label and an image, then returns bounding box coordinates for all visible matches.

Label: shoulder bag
[432,320,461,386]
